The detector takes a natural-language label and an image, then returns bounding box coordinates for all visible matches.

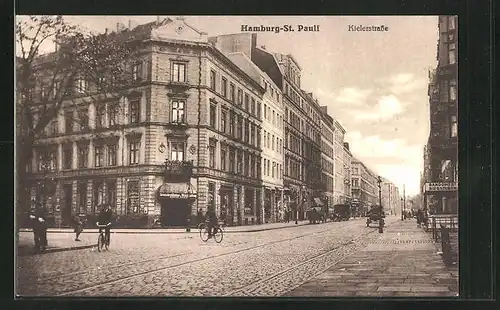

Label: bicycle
[96,223,111,252]
[199,222,223,243]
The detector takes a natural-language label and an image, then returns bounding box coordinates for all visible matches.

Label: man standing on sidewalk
[29,202,48,252]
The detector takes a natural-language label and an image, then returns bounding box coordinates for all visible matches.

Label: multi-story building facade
[381,177,400,215]
[333,120,347,204]
[226,52,284,223]
[422,15,458,214]
[342,142,353,204]
[27,17,267,228]
[350,158,377,214]
[210,33,323,220]
[320,106,335,207]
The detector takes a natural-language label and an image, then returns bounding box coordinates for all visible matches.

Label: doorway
[160,198,190,227]
[62,184,73,227]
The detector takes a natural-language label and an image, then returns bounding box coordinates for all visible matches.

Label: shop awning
[158,182,197,199]
[314,198,324,206]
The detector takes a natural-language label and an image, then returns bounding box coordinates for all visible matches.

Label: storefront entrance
[160,198,190,227]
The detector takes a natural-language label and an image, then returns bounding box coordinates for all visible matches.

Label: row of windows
[321,173,334,193]
[263,104,283,130]
[263,159,283,180]
[321,141,334,158]
[321,158,334,175]
[209,69,261,119]
[36,98,141,137]
[262,130,283,154]
[26,61,146,103]
[285,155,302,181]
[262,79,281,103]
[32,138,141,172]
[439,79,457,102]
[215,142,261,178]
[211,105,260,148]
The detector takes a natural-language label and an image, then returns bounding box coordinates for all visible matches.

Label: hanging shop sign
[424,182,458,193]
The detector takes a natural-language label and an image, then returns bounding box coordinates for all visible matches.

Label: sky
[19,15,439,196]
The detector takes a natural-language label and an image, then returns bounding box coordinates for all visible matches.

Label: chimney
[128,20,138,30]
[156,16,161,25]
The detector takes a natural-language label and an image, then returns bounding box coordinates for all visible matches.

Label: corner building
[422,15,458,214]
[27,18,265,227]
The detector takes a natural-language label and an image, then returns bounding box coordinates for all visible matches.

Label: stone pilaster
[239,185,245,225]
[86,180,93,214]
[233,185,238,225]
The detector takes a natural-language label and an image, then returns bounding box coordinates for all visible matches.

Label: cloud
[317,87,372,106]
[386,73,427,95]
[350,95,404,121]
[344,131,422,194]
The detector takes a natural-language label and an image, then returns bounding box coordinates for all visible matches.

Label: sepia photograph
[15,15,458,297]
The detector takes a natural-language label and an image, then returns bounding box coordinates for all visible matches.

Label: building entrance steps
[286,219,459,297]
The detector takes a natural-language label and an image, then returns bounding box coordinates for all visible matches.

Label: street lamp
[377,176,382,208]
[401,197,404,221]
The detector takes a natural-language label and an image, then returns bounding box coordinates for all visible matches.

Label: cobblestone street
[16,217,457,297]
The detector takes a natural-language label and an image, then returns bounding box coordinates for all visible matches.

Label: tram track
[225,228,379,296]
[53,221,356,296]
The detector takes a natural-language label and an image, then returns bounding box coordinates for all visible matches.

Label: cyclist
[205,205,218,239]
[96,204,113,245]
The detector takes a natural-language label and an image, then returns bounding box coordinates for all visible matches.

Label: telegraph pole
[403,184,406,219]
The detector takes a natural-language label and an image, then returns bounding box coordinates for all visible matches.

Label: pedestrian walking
[74,215,84,241]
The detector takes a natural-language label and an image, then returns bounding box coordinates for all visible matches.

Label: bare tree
[16,15,142,225]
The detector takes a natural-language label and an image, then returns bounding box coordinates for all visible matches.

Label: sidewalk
[285,219,459,297]
[17,220,311,256]
[18,220,311,234]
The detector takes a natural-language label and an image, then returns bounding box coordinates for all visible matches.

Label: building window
[170,142,185,161]
[107,143,117,166]
[96,105,106,128]
[449,79,457,101]
[93,181,105,212]
[77,182,87,214]
[129,98,140,123]
[244,93,249,111]
[171,62,186,83]
[209,139,216,168]
[172,100,185,123]
[244,120,249,143]
[229,112,235,136]
[257,102,261,118]
[221,109,227,133]
[210,70,216,90]
[127,180,140,214]
[210,104,217,129]
[237,150,242,174]
[94,145,104,167]
[108,103,119,127]
[229,147,235,173]
[63,144,72,169]
[78,108,89,131]
[106,180,117,211]
[221,77,227,97]
[448,43,456,65]
[221,145,227,171]
[243,152,249,176]
[237,88,243,105]
[49,119,58,135]
[251,98,256,115]
[77,144,89,168]
[76,77,87,94]
[132,62,143,81]
[451,115,458,138]
[237,115,243,140]
[448,16,456,30]
[250,124,255,146]
[129,140,140,165]
[229,83,235,103]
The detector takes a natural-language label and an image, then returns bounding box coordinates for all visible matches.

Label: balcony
[437,64,457,77]
[165,160,193,182]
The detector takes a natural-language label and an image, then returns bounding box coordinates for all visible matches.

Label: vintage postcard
[15,15,458,297]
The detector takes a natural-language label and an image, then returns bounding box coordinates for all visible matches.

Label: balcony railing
[165,160,193,181]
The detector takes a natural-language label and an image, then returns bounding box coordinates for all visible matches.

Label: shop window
[127,180,140,214]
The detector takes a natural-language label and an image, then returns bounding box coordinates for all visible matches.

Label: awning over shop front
[314,198,324,206]
[158,182,197,199]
